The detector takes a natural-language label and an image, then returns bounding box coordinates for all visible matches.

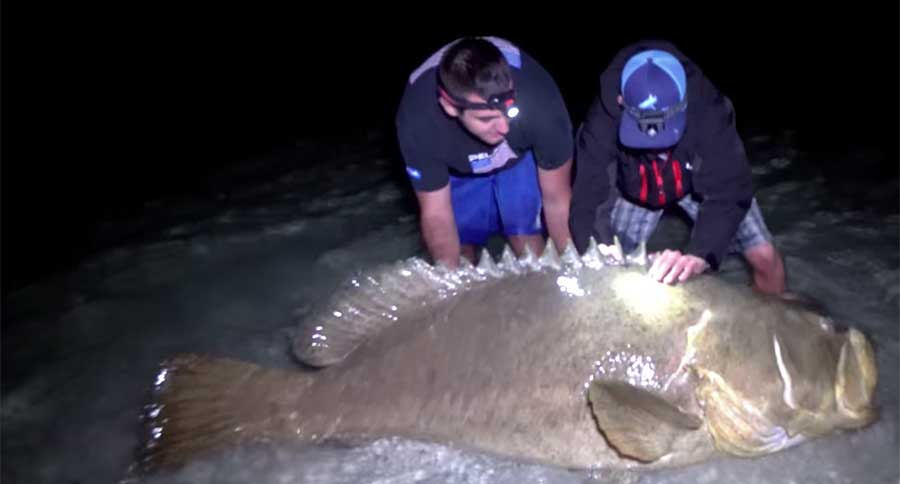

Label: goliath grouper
[141,239,877,472]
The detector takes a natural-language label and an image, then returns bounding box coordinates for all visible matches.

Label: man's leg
[679,196,787,295]
[449,174,498,265]
[459,244,478,265]
[495,152,548,256]
[743,242,786,295]
[507,233,546,257]
[730,198,786,295]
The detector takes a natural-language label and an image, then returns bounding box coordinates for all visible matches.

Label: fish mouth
[835,327,878,424]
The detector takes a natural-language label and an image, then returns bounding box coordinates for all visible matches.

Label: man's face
[440,92,511,146]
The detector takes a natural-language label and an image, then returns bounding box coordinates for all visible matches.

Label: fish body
[143,241,877,471]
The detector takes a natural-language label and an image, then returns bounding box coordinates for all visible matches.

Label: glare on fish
[556,275,586,297]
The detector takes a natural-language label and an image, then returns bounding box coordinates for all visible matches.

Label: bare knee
[744,243,780,271]
[744,243,786,295]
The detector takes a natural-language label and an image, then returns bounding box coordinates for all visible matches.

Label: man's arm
[569,96,619,254]
[649,94,750,285]
[537,158,572,251]
[415,185,460,269]
[687,95,753,270]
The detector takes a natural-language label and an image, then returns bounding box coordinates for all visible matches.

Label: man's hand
[415,186,461,269]
[537,159,573,250]
[647,250,708,285]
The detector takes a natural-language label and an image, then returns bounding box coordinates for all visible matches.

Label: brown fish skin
[141,242,877,472]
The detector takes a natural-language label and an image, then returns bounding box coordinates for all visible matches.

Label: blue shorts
[449,150,543,246]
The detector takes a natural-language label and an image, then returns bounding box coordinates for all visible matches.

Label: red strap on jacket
[672,159,684,199]
[639,164,648,203]
[651,160,666,205]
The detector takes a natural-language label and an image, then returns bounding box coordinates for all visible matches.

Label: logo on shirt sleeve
[406,166,422,180]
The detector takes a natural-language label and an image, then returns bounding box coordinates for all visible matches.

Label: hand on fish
[647,249,709,285]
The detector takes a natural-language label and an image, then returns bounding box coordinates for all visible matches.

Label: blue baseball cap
[619,49,688,149]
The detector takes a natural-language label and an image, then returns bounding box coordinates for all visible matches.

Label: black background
[3,5,898,294]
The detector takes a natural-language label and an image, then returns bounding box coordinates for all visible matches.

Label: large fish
[140,239,878,472]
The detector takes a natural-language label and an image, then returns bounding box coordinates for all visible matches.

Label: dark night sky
[3,5,898,294]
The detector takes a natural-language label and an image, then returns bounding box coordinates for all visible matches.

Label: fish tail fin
[588,381,702,462]
[139,354,309,472]
[835,328,878,425]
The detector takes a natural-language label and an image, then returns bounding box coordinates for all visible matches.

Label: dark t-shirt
[395,37,573,192]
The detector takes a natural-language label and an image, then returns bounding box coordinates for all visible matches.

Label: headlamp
[439,86,520,119]
[623,98,687,137]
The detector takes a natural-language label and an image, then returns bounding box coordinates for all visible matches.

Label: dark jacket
[569,39,753,269]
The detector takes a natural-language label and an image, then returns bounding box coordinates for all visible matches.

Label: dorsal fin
[292,257,497,367]
[606,235,626,266]
[499,244,522,274]
[582,237,604,270]
[538,239,562,271]
[518,244,541,272]
[294,233,638,369]
[560,239,583,270]
[476,248,503,278]
[454,257,489,285]
[459,255,475,271]
[626,241,648,266]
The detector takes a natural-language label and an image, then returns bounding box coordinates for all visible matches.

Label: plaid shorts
[609,195,773,255]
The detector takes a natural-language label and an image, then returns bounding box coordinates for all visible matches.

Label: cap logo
[638,94,658,110]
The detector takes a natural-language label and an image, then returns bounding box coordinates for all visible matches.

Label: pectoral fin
[588,381,702,462]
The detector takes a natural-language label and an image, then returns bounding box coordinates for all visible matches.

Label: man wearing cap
[396,37,574,269]
[569,40,786,295]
